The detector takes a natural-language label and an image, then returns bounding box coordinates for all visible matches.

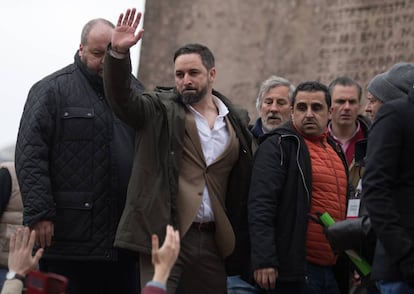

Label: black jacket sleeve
[362,99,414,280]
[0,168,12,217]
[15,81,57,227]
[248,135,286,270]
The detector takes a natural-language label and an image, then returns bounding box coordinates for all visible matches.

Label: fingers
[14,227,26,251]
[254,270,266,289]
[28,229,37,251]
[151,234,160,265]
[33,248,44,264]
[46,223,53,247]
[128,9,136,26]
[9,227,19,253]
[173,228,180,251]
[268,269,276,289]
[132,12,142,29]
[254,268,277,290]
[38,226,47,248]
[171,228,180,258]
[118,8,141,28]
[117,13,124,27]
[34,221,53,248]
[123,9,131,26]
[165,225,173,244]
[152,234,160,252]
[164,225,180,254]
[21,227,30,249]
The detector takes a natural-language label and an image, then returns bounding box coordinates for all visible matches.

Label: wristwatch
[6,271,25,283]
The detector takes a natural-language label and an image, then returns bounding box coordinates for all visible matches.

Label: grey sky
[0,0,145,150]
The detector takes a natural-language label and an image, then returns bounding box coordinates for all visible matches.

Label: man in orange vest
[248,81,351,293]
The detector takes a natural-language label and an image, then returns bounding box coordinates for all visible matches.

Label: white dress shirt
[187,96,229,223]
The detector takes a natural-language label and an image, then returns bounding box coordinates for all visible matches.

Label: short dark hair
[328,76,362,101]
[173,43,215,70]
[292,81,331,108]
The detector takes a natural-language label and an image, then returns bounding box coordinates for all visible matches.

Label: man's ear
[208,67,216,83]
[78,44,84,57]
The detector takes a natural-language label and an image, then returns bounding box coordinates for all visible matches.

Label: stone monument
[138,0,414,120]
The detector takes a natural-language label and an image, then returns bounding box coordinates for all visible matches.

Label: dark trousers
[39,253,139,294]
[265,282,305,294]
[143,226,225,294]
[303,262,340,294]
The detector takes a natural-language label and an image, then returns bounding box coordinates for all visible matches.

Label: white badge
[347,198,360,218]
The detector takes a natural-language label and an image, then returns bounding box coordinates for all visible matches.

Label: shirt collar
[187,95,229,118]
[328,120,361,145]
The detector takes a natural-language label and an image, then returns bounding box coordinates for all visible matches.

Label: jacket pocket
[61,107,94,141]
[54,192,93,242]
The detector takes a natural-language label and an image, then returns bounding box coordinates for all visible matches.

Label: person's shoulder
[211,90,250,124]
[357,115,371,133]
[29,63,76,93]
[130,75,145,92]
[39,63,76,83]
[153,86,179,99]
[260,121,297,144]
[377,94,412,117]
[0,167,11,180]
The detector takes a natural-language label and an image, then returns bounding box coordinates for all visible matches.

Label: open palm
[112,8,144,53]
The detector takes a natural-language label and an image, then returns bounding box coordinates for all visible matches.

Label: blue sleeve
[145,281,167,291]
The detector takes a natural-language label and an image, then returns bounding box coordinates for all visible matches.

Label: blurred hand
[33,220,54,248]
[254,267,278,290]
[112,8,144,54]
[352,270,362,286]
[9,227,43,276]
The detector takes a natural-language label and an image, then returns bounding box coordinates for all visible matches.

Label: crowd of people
[1,5,414,294]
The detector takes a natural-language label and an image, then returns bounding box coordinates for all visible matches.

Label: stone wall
[138,0,414,120]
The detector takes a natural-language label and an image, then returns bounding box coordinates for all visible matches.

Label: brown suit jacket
[177,110,239,258]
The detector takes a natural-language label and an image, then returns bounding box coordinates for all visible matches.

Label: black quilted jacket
[15,52,143,261]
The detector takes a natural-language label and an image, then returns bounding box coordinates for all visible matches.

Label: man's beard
[80,55,102,77]
[262,114,283,133]
[180,85,208,105]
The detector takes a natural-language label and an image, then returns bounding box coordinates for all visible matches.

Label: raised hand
[8,227,44,276]
[112,8,144,54]
[151,225,180,284]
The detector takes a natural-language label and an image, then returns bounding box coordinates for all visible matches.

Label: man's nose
[270,102,280,112]
[305,107,314,117]
[343,101,351,108]
[184,73,192,85]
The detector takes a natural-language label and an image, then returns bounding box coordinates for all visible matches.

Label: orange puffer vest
[304,134,347,266]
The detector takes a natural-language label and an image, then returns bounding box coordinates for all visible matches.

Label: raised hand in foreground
[8,227,43,277]
[151,225,180,285]
[111,8,145,54]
